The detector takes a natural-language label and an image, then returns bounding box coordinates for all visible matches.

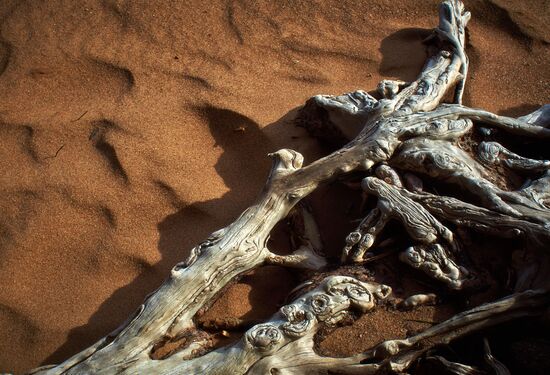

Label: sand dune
[0,0,548,373]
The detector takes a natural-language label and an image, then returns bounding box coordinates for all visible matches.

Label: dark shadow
[0,40,12,77]
[379,28,431,82]
[483,104,549,162]
[42,104,308,365]
[42,27,437,366]
[43,21,541,368]
[498,103,541,118]
[415,318,550,375]
[156,105,277,263]
[468,0,534,46]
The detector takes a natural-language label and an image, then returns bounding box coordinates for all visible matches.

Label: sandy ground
[0,0,548,373]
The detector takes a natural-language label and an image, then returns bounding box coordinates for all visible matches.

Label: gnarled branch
[28,1,549,374]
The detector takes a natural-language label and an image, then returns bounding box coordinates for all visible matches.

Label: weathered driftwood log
[29,1,549,374]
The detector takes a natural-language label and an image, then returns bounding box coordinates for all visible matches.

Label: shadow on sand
[42,103,310,365]
[42,25,544,369]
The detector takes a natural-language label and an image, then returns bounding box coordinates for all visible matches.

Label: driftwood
[28,1,549,374]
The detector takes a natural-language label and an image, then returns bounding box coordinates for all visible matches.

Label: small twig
[71,110,88,122]
[43,144,65,160]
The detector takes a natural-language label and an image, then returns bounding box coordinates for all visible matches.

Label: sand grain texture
[0,0,548,373]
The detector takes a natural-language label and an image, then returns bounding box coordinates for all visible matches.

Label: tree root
[28,1,549,374]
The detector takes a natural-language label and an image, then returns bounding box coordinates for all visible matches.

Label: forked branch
[28,1,549,374]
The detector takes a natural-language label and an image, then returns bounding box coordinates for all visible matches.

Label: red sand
[0,0,548,373]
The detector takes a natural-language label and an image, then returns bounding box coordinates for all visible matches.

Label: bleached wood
[28,1,549,374]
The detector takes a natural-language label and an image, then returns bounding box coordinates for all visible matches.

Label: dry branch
[28,1,549,374]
